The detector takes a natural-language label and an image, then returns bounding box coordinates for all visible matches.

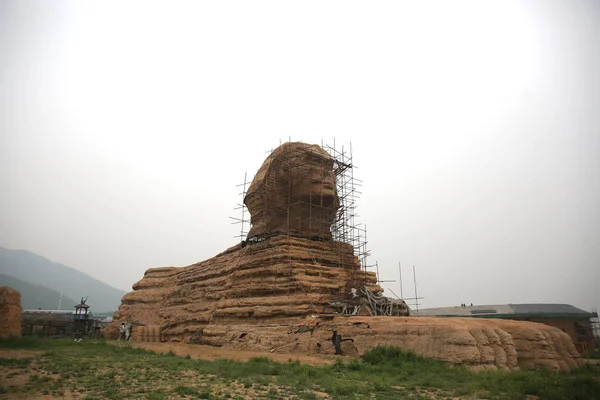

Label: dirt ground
[0,349,43,359]
[116,341,337,366]
[0,349,83,400]
[2,392,83,400]
[0,344,331,400]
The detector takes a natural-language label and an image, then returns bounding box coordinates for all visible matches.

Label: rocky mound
[0,286,22,340]
[197,315,580,372]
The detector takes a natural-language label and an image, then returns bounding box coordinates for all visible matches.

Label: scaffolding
[591,309,600,350]
[229,140,370,298]
[229,172,250,242]
[323,140,371,271]
[228,139,409,317]
[231,139,369,265]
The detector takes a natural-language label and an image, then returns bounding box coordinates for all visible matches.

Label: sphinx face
[244,142,339,240]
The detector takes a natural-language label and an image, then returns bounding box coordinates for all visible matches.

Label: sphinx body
[107,143,388,340]
[107,142,582,372]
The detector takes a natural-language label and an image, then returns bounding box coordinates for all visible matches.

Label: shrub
[362,345,423,365]
[174,385,197,395]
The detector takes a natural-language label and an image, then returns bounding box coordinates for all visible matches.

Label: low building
[22,309,76,319]
[418,303,598,354]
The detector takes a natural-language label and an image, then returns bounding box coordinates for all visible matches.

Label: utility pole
[398,262,403,299]
[413,265,419,314]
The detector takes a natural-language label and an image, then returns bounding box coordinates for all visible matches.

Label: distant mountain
[0,274,78,310]
[0,246,126,312]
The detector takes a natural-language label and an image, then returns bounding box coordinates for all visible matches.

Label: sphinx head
[244,142,339,240]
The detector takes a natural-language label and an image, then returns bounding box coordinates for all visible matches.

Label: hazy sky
[1,1,598,313]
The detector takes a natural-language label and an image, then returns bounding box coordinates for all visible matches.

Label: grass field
[1,339,599,400]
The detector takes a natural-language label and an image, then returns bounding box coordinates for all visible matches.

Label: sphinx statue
[107,142,391,339]
[106,142,581,372]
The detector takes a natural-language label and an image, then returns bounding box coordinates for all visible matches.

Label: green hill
[0,274,78,310]
[0,246,126,312]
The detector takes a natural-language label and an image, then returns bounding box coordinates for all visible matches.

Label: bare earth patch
[118,341,337,366]
[0,368,30,389]
[3,391,87,400]
[0,349,43,359]
[2,392,86,400]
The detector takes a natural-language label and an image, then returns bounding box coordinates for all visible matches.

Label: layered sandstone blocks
[0,286,22,340]
[107,235,380,341]
[203,316,580,372]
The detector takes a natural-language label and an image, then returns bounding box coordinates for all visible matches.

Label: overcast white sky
[1,1,598,313]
